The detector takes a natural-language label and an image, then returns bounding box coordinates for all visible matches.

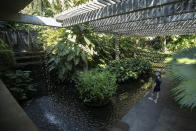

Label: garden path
[111,77,196,131]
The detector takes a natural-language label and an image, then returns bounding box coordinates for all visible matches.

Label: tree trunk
[133,38,139,58]
[27,29,33,51]
[115,34,120,60]
[163,36,167,52]
[83,61,88,74]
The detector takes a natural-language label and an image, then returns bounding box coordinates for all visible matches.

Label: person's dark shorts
[153,86,160,92]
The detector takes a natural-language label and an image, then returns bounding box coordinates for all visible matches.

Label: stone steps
[14,51,44,57]
[14,51,46,96]
[14,52,42,71]
[15,56,41,63]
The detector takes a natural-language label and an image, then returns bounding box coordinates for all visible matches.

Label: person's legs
[148,91,155,101]
[154,92,159,103]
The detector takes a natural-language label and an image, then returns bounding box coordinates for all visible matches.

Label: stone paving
[112,78,196,131]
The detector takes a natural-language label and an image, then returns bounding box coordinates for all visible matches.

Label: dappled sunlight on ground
[177,58,196,64]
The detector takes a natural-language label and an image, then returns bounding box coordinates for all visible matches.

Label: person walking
[148,72,162,104]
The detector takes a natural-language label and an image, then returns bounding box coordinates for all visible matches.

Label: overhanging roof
[0,0,33,14]
[55,0,196,36]
[0,0,62,27]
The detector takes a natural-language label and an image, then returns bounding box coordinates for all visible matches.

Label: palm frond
[171,79,196,109]
[166,47,196,109]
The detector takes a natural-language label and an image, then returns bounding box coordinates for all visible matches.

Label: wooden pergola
[0,0,196,37]
[55,0,196,36]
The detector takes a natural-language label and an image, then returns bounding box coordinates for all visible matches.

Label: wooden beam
[0,13,62,27]
[93,12,196,32]
[57,0,190,27]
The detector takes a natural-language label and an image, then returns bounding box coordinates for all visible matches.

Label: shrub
[106,58,152,83]
[0,70,37,101]
[0,38,10,50]
[0,39,15,71]
[76,69,117,104]
[0,50,15,71]
[47,42,88,82]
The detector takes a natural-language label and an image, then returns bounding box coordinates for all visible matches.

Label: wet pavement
[23,79,152,131]
[112,78,196,131]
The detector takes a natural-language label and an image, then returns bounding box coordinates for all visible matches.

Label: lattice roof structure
[55,0,196,36]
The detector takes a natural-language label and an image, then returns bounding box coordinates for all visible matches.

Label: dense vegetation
[0,0,196,108]
[0,39,15,70]
[103,58,152,83]
[76,69,116,104]
[0,70,37,101]
[0,39,36,102]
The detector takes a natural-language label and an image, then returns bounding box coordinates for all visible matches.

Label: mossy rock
[0,50,16,71]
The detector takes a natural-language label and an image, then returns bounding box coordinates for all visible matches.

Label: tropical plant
[91,34,115,64]
[136,48,170,63]
[0,39,10,50]
[166,47,196,109]
[0,50,15,70]
[0,39,15,70]
[0,70,37,101]
[76,69,117,104]
[47,41,88,81]
[40,24,96,81]
[167,35,196,52]
[105,58,152,83]
[22,0,89,17]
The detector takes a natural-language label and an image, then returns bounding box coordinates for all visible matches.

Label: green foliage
[92,35,141,64]
[105,58,152,83]
[172,79,196,109]
[39,28,67,47]
[76,69,117,103]
[0,39,15,70]
[166,47,196,82]
[136,48,170,63]
[166,47,196,109]
[22,0,89,17]
[39,24,97,82]
[0,39,10,50]
[0,70,37,101]
[142,36,165,51]
[119,36,135,58]
[167,35,196,52]
[47,42,87,81]
[0,50,15,71]
[91,34,115,64]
